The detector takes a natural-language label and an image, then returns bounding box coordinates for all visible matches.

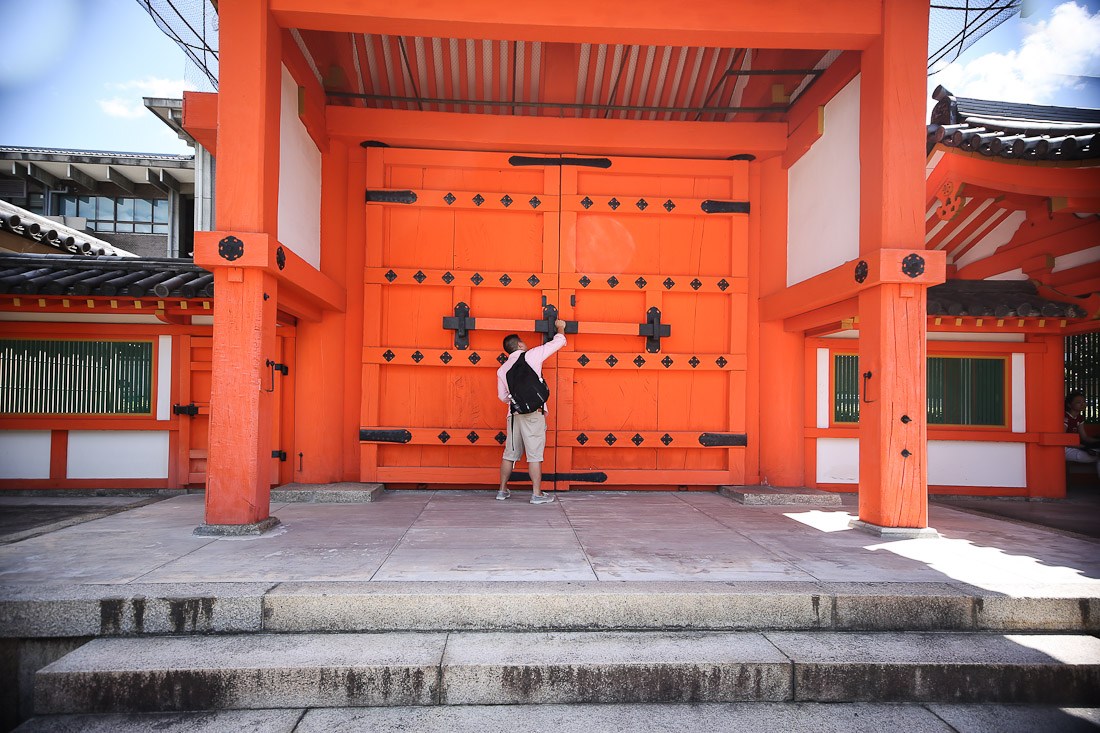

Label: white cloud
[97,98,146,119]
[108,76,188,99]
[96,76,186,120]
[930,1,1100,105]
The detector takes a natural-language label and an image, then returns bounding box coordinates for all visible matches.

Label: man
[496,318,567,503]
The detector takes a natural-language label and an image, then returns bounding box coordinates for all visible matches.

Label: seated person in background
[1065,391,1100,478]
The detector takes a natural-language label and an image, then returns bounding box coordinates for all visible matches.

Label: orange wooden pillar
[1026,334,1067,499]
[197,0,284,532]
[754,156,804,487]
[853,0,935,534]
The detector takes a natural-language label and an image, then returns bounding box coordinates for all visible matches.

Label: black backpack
[506,352,550,414]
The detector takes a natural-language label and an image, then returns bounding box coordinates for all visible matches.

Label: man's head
[503,334,523,353]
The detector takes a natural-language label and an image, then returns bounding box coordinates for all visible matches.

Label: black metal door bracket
[272,450,287,461]
[265,360,289,392]
[442,302,475,350]
[365,189,418,204]
[172,403,198,417]
[700,200,751,214]
[639,307,672,353]
[508,156,612,168]
[534,303,578,343]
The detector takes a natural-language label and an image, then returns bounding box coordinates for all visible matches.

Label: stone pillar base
[193,517,282,537]
[849,519,940,539]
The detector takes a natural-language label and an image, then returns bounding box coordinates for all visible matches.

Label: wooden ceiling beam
[268,0,882,49]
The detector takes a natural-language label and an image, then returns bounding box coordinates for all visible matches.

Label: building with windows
[0,2,1096,536]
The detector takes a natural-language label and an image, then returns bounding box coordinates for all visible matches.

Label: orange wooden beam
[782,105,824,170]
[269,0,882,49]
[1050,196,1100,215]
[327,106,787,158]
[783,297,858,333]
[956,218,1100,280]
[760,249,946,322]
[194,230,346,315]
[182,91,218,155]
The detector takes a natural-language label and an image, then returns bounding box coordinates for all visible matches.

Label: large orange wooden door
[176,334,211,486]
[556,157,749,488]
[359,149,748,488]
[361,149,561,485]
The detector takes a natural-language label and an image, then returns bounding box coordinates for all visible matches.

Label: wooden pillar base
[849,519,940,539]
[194,517,282,537]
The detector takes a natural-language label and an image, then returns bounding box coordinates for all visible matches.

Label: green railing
[0,339,153,415]
[834,354,1005,426]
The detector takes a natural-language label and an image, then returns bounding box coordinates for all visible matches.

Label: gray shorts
[503,410,547,463]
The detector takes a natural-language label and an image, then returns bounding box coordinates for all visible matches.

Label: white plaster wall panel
[67,431,169,479]
[954,210,1027,269]
[1052,245,1100,272]
[1011,353,1025,433]
[0,431,51,479]
[156,335,172,421]
[927,332,1024,342]
[928,440,1026,487]
[816,437,859,484]
[278,64,322,269]
[787,75,861,287]
[986,268,1027,280]
[816,348,830,429]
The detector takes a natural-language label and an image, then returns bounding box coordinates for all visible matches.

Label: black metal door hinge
[700,200,751,214]
[272,450,287,461]
[172,403,198,417]
[365,189,418,204]
[508,156,612,168]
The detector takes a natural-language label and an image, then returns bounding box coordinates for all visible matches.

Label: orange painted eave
[269,0,882,49]
[930,146,1100,199]
[183,91,218,156]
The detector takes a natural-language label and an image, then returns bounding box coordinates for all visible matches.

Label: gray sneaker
[530,493,555,505]
[496,490,511,501]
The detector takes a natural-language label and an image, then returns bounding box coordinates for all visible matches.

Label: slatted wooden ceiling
[288,29,839,121]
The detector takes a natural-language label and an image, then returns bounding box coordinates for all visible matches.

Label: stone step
[34,630,1100,713]
[16,703,1100,733]
[4,581,1098,639]
[269,482,384,503]
[719,485,843,505]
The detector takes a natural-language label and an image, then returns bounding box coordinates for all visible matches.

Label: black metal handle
[861,371,875,404]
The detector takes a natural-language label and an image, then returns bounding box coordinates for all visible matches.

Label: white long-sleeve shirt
[496,333,567,411]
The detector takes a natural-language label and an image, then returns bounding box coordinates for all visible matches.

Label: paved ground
[0,490,1097,591]
[933,486,1100,539]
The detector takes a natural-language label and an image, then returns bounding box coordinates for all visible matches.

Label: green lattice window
[0,339,153,415]
[834,354,1005,426]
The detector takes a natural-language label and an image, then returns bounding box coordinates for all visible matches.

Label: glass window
[153,199,169,223]
[77,196,95,219]
[134,223,152,234]
[96,197,115,220]
[153,223,169,234]
[58,195,77,217]
[0,339,153,415]
[134,198,153,222]
[116,198,135,222]
[833,354,1006,426]
[94,222,116,233]
[115,222,134,233]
